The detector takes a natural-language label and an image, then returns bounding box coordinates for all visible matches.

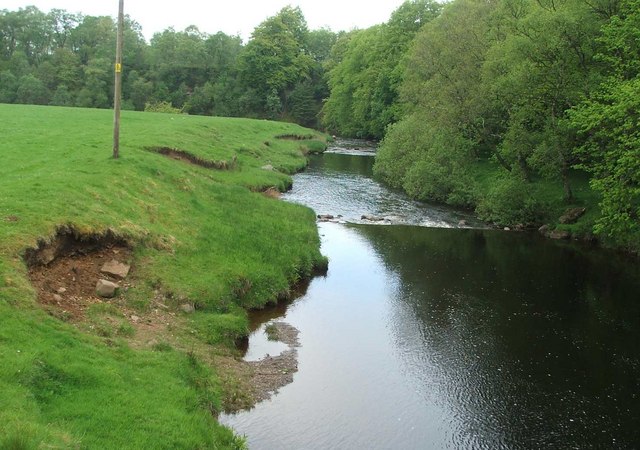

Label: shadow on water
[352,224,640,448]
[222,139,640,449]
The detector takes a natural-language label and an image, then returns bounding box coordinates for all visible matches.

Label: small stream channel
[220,140,640,449]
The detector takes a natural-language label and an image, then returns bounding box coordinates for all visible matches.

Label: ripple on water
[284,140,484,229]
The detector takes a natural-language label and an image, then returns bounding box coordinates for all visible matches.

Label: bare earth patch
[149,146,237,170]
[24,229,302,415]
[28,244,133,320]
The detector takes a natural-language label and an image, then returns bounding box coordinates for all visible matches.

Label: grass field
[0,104,328,448]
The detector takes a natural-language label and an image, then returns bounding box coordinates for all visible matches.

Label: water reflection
[354,225,640,449]
[221,143,640,449]
[222,223,640,449]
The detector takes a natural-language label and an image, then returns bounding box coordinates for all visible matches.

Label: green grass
[0,104,329,448]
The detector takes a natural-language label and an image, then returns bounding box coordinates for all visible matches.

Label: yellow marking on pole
[115,63,122,73]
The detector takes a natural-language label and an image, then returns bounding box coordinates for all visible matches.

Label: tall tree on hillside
[375,0,497,205]
[483,0,603,200]
[238,6,313,119]
[322,0,442,139]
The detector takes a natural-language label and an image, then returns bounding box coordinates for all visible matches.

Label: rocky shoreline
[247,321,301,404]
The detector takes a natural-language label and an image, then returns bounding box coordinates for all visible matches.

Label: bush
[375,113,476,207]
[144,101,183,114]
[476,175,550,226]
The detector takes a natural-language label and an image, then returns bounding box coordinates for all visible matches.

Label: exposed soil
[28,246,132,320]
[262,187,282,199]
[275,133,315,141]
[24,227,304,415]
[25,228,133,320]
[149,147,237,170]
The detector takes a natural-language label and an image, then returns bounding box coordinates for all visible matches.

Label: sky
[4,0,409,42]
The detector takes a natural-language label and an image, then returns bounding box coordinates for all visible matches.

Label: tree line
[0,5,334,126]
[2,1,638,251]
[322,0,639,252]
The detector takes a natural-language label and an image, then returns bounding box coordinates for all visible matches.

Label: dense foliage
[322,0,442,139]
[0,5,335,126]
[321,0,638,251]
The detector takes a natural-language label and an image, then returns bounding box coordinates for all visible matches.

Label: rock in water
[538,224,550,235]
[549,230,571,240]
[96,279,119,298]
[101,260,131,279]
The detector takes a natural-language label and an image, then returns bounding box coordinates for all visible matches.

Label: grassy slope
[0,104,327,448]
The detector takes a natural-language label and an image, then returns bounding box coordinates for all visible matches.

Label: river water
[220,140,640,449]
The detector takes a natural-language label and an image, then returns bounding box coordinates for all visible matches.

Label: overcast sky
[4,0,408,42]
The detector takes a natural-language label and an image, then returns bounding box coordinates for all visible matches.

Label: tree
[47,9,79,49]
[569,0,640,247]
[238,6,313,118]
[322,0,442,139]
[15,73,49,104]
[483,0,602,200]
[375,0,497,202]
[76,57,110,108]
[124,70,153,110]
[50,84,74,106]
[0,70,17,102]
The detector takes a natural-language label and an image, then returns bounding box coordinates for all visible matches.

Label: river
[220,140,640,449]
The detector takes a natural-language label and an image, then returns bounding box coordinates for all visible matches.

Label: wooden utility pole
[113,0,124,159]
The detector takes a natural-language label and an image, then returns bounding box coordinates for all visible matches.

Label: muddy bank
[23,227,307,417]
[219,321,302,413]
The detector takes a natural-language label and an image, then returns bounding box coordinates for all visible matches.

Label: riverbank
[0,104,327,448]
[374,137,640,255]
[221,152,640,449]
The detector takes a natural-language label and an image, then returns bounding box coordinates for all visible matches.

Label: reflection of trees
[309,154,374,177]
[353,224,640,448]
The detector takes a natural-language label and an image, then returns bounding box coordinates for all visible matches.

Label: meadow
[0,104,328,448]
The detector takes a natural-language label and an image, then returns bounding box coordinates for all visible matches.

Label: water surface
[284,141,483,228]
[220,141,640,449]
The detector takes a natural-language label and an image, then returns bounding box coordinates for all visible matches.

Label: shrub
[476,175,550,226]
[144,101,183,114]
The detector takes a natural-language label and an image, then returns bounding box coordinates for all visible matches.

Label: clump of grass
[300,139,328,155]
[265,323,279,341]
[152,342,173,352]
